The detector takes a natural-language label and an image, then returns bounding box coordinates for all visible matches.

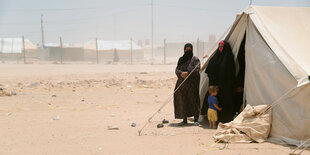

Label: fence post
[96,38,98,64]
[164,39,166,64]
[60,37,63,64]
[130,37,133,64]
[22,36,26,64]
[0,38,3,62]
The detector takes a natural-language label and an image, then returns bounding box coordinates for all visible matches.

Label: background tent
[200,6,310,146]
[0,38,38,61]
[0,38,37,54]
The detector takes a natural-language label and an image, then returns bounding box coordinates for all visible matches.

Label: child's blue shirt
[208,95,218,110]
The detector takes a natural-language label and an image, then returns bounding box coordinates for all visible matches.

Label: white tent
[0,38,37,53]
[43,43,83,48]
[200,6,310,146]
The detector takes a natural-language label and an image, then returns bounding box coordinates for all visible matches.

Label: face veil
[178,43,193,65]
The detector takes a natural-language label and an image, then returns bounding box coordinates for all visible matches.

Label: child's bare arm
[214,104,222,111]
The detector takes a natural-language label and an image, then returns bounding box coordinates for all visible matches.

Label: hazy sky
[0,0,309,44]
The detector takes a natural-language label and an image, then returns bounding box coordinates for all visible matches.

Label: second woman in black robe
[203,41,235,123]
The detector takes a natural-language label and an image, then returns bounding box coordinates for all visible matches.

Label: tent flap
[213,104,272,143]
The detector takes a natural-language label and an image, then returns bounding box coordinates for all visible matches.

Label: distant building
[209,34,216,43]
[84,40,144,62]
[138,40,143,47]
[38,43,84,61]
[145,39,150,46]
[162,41,215,60]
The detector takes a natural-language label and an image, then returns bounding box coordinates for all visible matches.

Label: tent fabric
[200,5,310,146]
[268,83,310,145]
[24,39,37,50]
[213,104,272,143]
[44,43,83,48]
[249,6,310,83]
[84,40,142,50]
[244,18,297,108]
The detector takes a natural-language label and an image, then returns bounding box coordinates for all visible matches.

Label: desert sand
[0,64,307,155]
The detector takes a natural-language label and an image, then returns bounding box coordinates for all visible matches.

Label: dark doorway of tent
[233,34,246,117]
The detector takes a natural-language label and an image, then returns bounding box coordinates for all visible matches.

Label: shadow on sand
[167,117,216,130]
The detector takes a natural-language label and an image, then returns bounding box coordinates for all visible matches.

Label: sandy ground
[0,64,308,155]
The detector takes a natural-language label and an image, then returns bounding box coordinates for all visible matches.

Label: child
[208,86,222,129]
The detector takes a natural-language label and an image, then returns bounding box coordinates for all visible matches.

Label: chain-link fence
[0,37,216,65]
[144,39,216,65]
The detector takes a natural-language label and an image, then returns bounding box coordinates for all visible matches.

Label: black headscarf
[177,43,193,65]
[205,41,235,86]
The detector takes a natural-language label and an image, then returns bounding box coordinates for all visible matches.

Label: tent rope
[290,137,310,155]
[255,86,304,141]
[258,80,310,117]
[256,86,297,117]
[138,62,200,136]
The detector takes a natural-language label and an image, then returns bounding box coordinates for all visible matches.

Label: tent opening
[234,34,246,114]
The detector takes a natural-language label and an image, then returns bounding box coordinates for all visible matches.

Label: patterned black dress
[174,56,200,120]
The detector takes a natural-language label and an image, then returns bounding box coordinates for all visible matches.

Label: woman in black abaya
[202,41,235,123]
[173,43,201,125]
